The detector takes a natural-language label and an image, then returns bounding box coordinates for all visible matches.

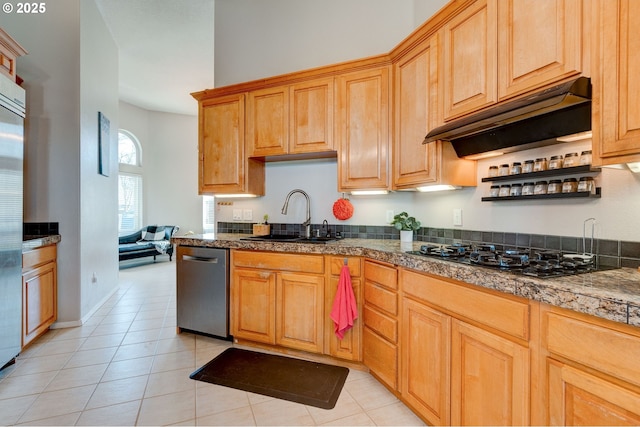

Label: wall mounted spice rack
[481,165,601,202]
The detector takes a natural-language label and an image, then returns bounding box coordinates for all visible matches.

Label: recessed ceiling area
[95,0,215,116]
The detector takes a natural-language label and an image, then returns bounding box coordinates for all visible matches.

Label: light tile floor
[0,260,425,426]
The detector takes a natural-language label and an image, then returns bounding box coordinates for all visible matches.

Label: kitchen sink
[241,235,337,244]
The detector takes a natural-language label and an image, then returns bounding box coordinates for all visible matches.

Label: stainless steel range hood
[424,77,591,158]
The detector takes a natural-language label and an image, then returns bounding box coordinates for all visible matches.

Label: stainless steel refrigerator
[0,72,25,370]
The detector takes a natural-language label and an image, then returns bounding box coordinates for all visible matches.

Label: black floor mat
[190,347,349,409]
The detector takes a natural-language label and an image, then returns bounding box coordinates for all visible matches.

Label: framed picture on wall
[98,111,110,176]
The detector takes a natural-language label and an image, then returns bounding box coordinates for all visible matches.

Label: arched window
[118,130,143,235]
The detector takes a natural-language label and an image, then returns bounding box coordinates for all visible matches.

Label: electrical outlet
[243,209,253,221]
[232,209,242,220]
[386,210,395,223]
[453,208,463,226]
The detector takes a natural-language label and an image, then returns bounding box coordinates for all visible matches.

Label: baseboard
[49,285,120,329]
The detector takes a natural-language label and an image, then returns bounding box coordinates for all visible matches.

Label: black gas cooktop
[407,243,612,279]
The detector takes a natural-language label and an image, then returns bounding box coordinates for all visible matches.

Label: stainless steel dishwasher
[176,246,231,339]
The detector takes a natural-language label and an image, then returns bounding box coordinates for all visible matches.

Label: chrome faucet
[281,189,311,238]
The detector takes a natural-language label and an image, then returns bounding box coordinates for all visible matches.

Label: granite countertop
[172,233,640,327]
[23,234,62,251]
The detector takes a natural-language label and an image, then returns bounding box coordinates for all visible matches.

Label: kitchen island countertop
[172,233,640,327]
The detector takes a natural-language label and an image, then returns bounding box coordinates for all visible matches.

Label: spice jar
[488,165,499,178]
[510,162,522,175]
[562,177,578,193]
[498,164,510,176]
[534,181,548,195]
[489,185,500,197]
[578,176,595,193]
[548,155,564,170]
[563,152,579,168]
[509,183,523,196]
[522,160,534,174]
[498,184,511,197]
[547,179,562,194]
[579,150,592,166]
[522,182,535,196]
[534,158,548,172]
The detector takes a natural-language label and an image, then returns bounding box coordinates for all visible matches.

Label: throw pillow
[141,225,166,241]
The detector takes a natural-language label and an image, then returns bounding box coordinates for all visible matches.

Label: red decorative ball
[332,198,354,220]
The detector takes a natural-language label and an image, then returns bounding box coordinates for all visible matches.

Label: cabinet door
[337,66,390,191]
[593,0,640,164]
[548,359,640,425]
[290,78,335,154]
[327,275,362,361]
[394,36,438,189]
[451,319,530,426]
[497,0,583,100]
[247,86,289,157]
[442,0,498,121]
[22,261,57,347]
[401,298,451,426]
[231,268,276,344]
[199,94,264,195]
[276,272,324,353]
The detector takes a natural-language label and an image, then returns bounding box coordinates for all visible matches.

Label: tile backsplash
[217,221,640,268]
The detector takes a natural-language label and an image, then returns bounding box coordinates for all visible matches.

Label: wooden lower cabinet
[22,244,57,348]
[231,250,325,353]
[400,268,530,426]
[363,260,398,390]
[541,304,640,425]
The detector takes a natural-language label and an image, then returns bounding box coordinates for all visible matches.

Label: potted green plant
[391,212,421,242]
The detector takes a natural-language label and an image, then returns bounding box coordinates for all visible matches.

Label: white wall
[213,0,640,243]
[119,101,202,234]
[79,0,120,319]
[2,0,120,323]
[214,0,419,87]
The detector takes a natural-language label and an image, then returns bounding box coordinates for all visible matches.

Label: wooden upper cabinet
[394,36,439,189]
[0,28,27,82]
[198,94,265,195]
[592,0,640,165]
[290,78,335,154]
[247,86,289,157]
[441,0,498,121]
[247,78,335,158]
[497,0,583,100]
[337,66,391,191]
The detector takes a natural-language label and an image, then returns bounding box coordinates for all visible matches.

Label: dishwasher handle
[182,255,219,263]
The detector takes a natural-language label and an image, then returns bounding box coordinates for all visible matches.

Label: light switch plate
[453,208,462,226]
[243,209,253,221]
[232,209,242,220]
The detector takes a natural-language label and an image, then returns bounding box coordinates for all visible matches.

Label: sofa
[119,225,179,262]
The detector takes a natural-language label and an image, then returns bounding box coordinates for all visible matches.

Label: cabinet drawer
[329,256,361,277]
[23,245,57,271]
[402,269,529,341]
[364,260,397,290]
[544,309,640,389]
[364,305,397,343]
[364,281,397,316]
[232,250,324,274]
[363,326,397,390]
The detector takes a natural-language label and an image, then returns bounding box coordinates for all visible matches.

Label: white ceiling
[95,0,215,116]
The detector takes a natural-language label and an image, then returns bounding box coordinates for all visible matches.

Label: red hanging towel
[330,263,358,339]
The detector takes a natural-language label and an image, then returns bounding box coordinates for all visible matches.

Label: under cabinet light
[627,162,640,173]
[351,190,389,196]
[215,194,259,198]
[416,185,461,192]
[556,131,593,142]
